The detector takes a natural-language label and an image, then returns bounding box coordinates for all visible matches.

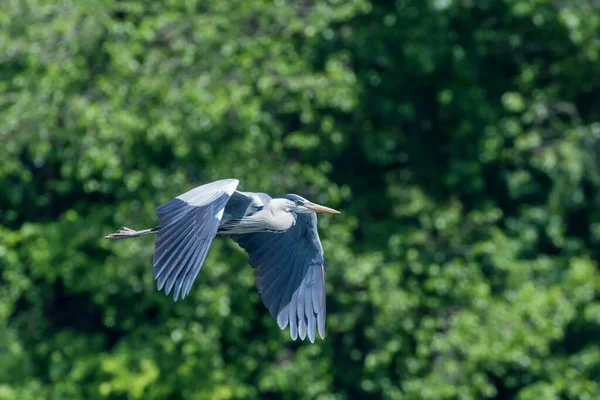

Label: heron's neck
[217,208,295,235]
[267,208,296,232]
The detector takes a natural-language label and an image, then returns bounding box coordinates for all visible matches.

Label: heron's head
[282,194,340,215]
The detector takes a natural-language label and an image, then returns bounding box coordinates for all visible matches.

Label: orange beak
[305,202,341,214]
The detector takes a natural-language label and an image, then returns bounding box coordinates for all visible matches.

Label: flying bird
[105,179,340,342]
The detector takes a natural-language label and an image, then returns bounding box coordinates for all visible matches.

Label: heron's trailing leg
[105,226,159,239]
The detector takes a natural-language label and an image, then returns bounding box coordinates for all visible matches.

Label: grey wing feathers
[232,213,327,342]
[153,179,239,301]
[221,191,269,224]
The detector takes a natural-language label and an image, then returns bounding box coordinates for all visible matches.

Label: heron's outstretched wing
[232,213,327,343]
[153,179,239,301]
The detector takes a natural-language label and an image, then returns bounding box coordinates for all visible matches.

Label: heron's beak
[305,202,341,214]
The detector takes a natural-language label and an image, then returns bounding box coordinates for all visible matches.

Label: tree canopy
[2,0,600,399]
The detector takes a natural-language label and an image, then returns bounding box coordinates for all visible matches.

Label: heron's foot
[105,226,137,239]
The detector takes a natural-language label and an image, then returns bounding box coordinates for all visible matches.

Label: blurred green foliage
[2,0,600,399]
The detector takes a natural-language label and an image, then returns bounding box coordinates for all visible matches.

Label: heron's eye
[295,200,302,205]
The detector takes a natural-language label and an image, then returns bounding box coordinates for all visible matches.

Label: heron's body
[106,179,339,342]
[219,195,296,234]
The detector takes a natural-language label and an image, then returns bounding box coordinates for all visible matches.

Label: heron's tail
[105,226,160,239]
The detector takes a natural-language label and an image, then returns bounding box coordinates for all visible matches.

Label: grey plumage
[231,212,326,341]
[105,178,339,343]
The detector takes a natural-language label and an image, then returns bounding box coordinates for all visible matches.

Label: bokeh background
[2,1,600,399]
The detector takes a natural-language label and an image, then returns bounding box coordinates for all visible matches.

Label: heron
[105,178,340,342]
